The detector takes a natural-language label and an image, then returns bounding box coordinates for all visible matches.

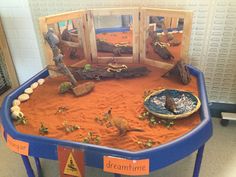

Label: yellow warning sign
[64,153,81,177]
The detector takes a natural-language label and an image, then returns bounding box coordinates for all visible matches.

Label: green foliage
[14,113,27,125]
[62,121,80,133]
[138,110,175,128]
[94,109,112,126]
[135,139,155,149]
[145,139,154,148]
[82,131,100,145]
[83,64,92,72]
[55,106,69,114]
[161,119,175,128]
[59,82,72,94]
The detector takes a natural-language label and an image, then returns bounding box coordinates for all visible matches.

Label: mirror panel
[145,15,185,64]
[47,17,85,66]
[94,15,133,58]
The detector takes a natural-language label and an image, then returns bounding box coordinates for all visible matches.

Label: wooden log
[71,66,150,81]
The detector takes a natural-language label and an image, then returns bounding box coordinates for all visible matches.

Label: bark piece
[72,82,95,97]
[162,60,191,85]
[72,66,149,80]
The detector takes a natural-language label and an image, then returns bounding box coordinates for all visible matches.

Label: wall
[1,0,236,104]
[0,0,43,84]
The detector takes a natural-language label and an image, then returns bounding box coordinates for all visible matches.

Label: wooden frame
[39,10,90,68]
[88,7,140,64]
[140,7,193,69]
[39,8,193,71]
[0,18,19,104]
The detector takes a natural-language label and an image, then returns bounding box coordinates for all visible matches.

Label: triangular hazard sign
[64,153,82,177]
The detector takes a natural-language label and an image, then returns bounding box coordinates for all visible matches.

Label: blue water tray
[0,65,212,172]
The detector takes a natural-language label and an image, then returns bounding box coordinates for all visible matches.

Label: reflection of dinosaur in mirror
[149,31,174,60]
[150,16,181,46]
[44,28,78,85]
[161,21,181,47]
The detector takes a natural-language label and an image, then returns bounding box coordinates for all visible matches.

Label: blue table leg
[192,144,205,177]
[114,174,121,177]
[34,157,42,177]
[21,155,35,177]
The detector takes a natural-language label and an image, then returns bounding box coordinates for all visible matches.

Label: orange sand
[17,66,200,151]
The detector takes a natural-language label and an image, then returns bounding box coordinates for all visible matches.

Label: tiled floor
[0,118,236,177]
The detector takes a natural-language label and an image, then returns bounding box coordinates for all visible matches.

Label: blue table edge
[0,65,213,172]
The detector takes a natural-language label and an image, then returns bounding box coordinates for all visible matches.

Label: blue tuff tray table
[0,65,212,177]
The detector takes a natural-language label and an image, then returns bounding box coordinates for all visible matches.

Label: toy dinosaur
[165,95,177,114]
[107,109,143,136]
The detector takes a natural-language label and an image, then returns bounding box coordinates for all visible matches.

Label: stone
[72,82,95,97]
[38,78,45,85]
[10,105,20,113]
[31,82,39,89]
[24,88,33,94]
[18,94,30,102]
[12,99,21,106]
[11,111,24,120]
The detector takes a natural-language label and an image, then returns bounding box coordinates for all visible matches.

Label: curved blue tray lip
[0,65,212,171]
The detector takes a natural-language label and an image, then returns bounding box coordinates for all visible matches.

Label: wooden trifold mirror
[39,7,192,76]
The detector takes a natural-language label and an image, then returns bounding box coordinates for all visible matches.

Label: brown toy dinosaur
[165,95,177,114]
[107,109,143,136]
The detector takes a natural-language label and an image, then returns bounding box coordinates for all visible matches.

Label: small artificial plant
[136,139,157,149]
[59,82,73,94]
[60,121,80,133]
[82,131,100,145]
[55,106,69,114]
[12,113,27,125]
[94,108,112,127]
[83,64,92,72]
[138,110,175,128]
[39,123,48,135]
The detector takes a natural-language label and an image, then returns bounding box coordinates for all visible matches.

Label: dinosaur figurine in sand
[106,109,143,136]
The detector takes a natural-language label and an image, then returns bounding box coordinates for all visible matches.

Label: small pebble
[10,105,20,112]
[31,82,39,89]
[24,88,33,94]
[12,99,21,106]
[18,94,30,102]
[37,78,45,85]
[11,111,24,120]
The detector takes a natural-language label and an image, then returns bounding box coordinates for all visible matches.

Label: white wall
[0,0,43,84]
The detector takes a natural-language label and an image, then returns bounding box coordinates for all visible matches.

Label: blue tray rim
[0,65,213,171]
